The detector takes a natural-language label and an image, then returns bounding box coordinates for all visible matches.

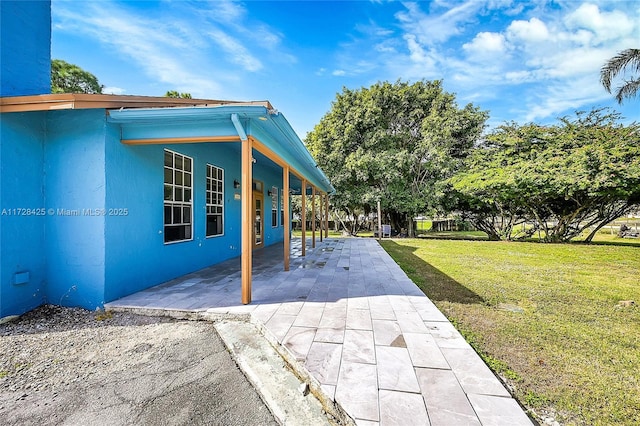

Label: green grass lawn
[380,238,640,425]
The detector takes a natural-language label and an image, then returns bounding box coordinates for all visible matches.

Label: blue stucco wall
[102,136,286,303]
[103,139,244,301]
[1,107,289,315]
[44,109,107,309]
[0,0,51,96]
[0,112,47,318]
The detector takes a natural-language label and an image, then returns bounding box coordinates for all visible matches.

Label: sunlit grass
[381,238,640,425]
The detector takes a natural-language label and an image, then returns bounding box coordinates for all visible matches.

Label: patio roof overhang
[106,104,334,195]
[106,103,333,305]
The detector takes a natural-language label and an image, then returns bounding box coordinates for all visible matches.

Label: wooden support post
[301,180,306,257]
[241,137,253,305]
[319,193,323,243]
[312,186,316,248]
[283,167,290,271]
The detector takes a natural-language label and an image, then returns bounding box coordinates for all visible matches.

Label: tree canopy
[450,109,640,242]
[51,59,103,94]
[165,91,192,99]
[306,80,487,235]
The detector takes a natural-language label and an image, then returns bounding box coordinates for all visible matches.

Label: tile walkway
[106,238,533,426]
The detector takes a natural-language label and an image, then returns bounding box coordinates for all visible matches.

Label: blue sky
[52,0,639,137]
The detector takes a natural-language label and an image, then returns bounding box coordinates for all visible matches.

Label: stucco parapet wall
[0,93,273,113]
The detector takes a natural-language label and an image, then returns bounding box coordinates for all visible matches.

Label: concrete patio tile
[283,326,317,361]
[415,368,480,426]
[293,303,325,328]
[388,295,414,312]
[276,300,305,316]
[467,394,534,426]
[441,347,511,397]
[320,384,336,401]
[372,320,404,347]
[343,329,376,364]
[376,346,420,393]
[305,342,343,386]
[395,310,429,334]
[265,313,297,341]
[355,420,379,426]
[368,296,396,320]
[314,327,345,344]
[425,321,471,349]
[319,305,347,329]
[403,332,450,369]
[348,296,369,310]
[410,297,449,322]
[378,390,430,426]
[251,303,281,324]
[336,361,379,422]
[346,308,373,330]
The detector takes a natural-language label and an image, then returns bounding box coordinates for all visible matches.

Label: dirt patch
[0,305,277,426]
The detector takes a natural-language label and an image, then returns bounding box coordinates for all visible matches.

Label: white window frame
[163,149,193,244]
[206,163,224,237]
[271,186,278,228]
[280,188,285,228]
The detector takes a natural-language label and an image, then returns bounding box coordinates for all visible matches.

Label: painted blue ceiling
[107,105,334,194]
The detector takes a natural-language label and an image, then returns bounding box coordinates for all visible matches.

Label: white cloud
[564,3,635,44]
[206,28,263,72]
[53,2,221,94]
[102,86,126,95]
[506,17,550,43]
[463,32,507,62]
[396,1,482,46]
[332,70,346,76]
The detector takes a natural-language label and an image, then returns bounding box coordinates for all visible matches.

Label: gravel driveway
[0,305,277,426]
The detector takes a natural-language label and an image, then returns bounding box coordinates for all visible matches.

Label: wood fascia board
[0,94,272,113]
[121,135,241,145]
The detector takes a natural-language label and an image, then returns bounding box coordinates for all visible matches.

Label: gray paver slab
[376,346,420,393]
[468,394,534,426]
[283,326,316,361]
[372,319,403,347]
[346,308,373,330]
[379,389,430,426]
[336,361,379,422]
[343,329,376,364]
[305,342,342,386]
[441,348,511,397]
[415,368,480,426]
[404,332,450,369]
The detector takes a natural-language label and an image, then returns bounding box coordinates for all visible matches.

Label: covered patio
[106,237,533,425]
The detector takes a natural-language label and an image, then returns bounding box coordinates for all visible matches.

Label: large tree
[165,91,192,99]
[600,48,640,104]
[51,59,103,94]
[450,109,640,242]
[306,80,487,236]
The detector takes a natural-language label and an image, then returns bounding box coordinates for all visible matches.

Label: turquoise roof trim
[107,105,334,194]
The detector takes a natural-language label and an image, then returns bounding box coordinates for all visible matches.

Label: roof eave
[0,93,273,113]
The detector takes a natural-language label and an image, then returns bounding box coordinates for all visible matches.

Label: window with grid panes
[163,149,193,243]
[271,186,278,227]
[280,189,285,227]
[206,164,224,237]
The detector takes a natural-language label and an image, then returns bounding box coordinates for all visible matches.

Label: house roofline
[0,93,273,113]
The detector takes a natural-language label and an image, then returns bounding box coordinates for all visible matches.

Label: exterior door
[253,192,263,249]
